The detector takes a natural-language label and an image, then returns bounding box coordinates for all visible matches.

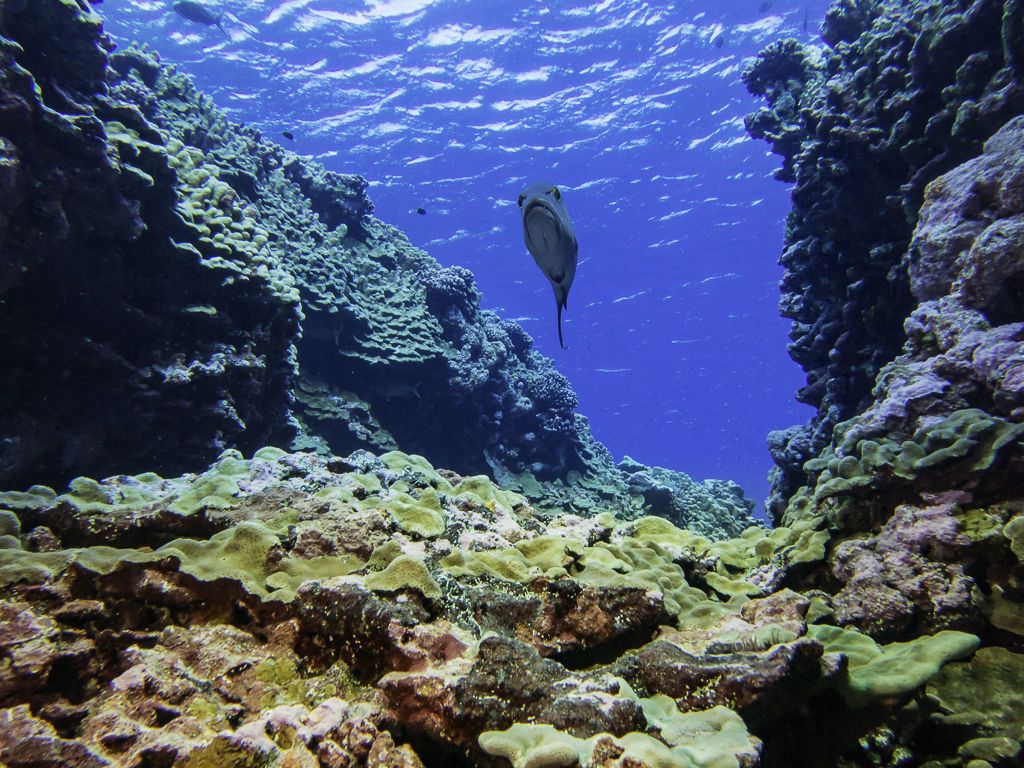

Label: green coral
[784,409,1024,526]
[1004,514,1024,561]
[292,378,397,454]
[574,539,715,623]
[441,548,544,583]
[0,485,58,513]
[629,515,828,599]
[0,448,266,522]
[988,585,1024,636]
[479,723,588,768]
[627,516,712,554]
[0,518,364,599]
[382,492,446,538]
[168,453,251,515]
[366,539,404,571]
[163,520,365,599]
[928,647,1024,740]
[440,521,729,625]
[363,554,442,600]
[449,474,528,512]
[380,451,443,480]
[440,536,581,583]
[809,625,980,707]
[479,700,757,768]
[166,137,299,306]
[0,510,20,538]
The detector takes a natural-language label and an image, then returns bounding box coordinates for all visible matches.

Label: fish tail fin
[557,300,566,350]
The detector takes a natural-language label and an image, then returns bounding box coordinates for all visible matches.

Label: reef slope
[0,0,753,536]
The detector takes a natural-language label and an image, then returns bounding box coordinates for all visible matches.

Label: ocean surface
[100,0,829,506]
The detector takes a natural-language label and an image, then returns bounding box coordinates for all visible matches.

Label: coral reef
[0,0,754,536]
[1,445,1013,768]
[768,113,1024,538]
[745,0,1024,518]
[0,0,301,489]
[2,0,1022,766]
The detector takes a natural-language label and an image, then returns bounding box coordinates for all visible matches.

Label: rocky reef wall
[0,0,302,488]
[0,0,755,537]
[744,0,1024,518]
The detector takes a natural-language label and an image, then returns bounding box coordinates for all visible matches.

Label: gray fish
[172,1,227,35]
[518,181,578,349]
[377,381,422,400]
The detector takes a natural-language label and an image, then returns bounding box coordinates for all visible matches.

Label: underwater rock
[0,1,301,491]
[830,503,983,641]
[616,457,757,540]
[771,115,1024,533]
[746,0,1024,519]
[0,445,1004,766]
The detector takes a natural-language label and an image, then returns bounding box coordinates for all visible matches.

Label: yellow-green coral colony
[1,447,985,719]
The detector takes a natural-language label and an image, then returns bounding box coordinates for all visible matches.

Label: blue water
[100,0,827,507]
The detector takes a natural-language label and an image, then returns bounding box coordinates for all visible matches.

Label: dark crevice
[551,625,661,671]
[393,728,477,768]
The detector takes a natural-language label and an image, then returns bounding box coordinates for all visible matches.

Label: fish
[518,181,578,350]
[802,9,809,33]
[172,1,227,35]
[377,381,422,400]
[282,131,295,141]
[416,207,427,215]
[757,0,773,11]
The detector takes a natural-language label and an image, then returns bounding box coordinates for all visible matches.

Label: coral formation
[1,0,1023,766]
[0,1,301,489]
[0,446,999,767]
[745,0,1024,518]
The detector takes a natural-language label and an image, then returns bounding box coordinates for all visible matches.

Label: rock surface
[745,0,1024,519]
[1,445,1013,768]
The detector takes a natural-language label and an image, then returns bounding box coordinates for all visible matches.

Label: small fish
[377,381,422,400]
[713,34,725,48]
[518,182,578,350]
[757,0,773,11]
[172,1,227,35]
[416,207,427,215]
[802,9,809,33]
[282,131,295,141]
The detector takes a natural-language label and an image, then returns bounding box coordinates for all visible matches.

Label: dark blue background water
[101,0,828,508]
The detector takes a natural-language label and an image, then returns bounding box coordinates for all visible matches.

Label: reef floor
[1,447,1021,768]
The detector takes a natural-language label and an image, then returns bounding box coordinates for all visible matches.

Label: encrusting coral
[744,0,1024,520]
[1,444,1017,767]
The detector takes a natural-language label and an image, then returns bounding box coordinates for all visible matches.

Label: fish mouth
[523,198,557,222]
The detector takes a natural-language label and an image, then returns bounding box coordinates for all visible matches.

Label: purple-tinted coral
[831,502,981,641]
[421,265,481,318]
[747,0,1024,520]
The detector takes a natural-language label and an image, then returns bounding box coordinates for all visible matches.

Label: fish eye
[517,193,525,207]
[551,187,561,200]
